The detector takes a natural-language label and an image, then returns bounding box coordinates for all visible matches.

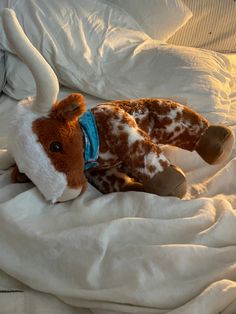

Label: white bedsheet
[228,54,236,125]
[0,55,236,314]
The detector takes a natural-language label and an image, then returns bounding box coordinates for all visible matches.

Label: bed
[0,1,236,313]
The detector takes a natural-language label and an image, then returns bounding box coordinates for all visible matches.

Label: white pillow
[0,0,234,124]
[0,0,147,96]
[103,0,193,41]
[2,53,34,99]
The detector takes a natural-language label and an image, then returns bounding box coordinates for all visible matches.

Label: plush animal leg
[195,125,235,164]
[110,99,210,151]
[94,105,187,198]
[113,138,187,198]
[115,99,234,165]
[86,166,144,194]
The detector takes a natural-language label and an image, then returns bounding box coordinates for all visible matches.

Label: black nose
[50,141,63,153]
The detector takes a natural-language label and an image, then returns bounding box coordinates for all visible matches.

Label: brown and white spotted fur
[87,98,209,193]
[12,94,209,196]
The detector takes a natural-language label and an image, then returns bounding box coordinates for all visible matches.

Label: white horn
[2,9,59,114]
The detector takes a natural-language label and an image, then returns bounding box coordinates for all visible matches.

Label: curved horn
[2,9,59,114]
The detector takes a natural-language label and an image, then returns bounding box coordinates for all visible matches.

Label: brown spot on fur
[86,166,143,193]
[148,165,156,173]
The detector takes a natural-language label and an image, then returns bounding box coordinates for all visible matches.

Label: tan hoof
[196,125,235,164]
[143,165,187,199]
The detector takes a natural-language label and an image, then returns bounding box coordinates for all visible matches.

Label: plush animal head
[0,9,87,202]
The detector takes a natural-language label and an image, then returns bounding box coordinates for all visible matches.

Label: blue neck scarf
[79,110,99,170]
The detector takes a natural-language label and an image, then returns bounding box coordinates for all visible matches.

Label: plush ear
[52,93,86,121]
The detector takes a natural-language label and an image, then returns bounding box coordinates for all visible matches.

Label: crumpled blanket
[0,125,236,313]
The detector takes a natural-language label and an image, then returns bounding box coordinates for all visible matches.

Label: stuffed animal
[0,9,235,203]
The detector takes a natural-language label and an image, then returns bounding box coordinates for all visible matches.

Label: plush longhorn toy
[0,9,235,203]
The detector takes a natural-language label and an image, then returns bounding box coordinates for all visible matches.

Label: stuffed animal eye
[50,141,63,153]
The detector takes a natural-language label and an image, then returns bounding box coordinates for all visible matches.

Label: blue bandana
[79,110,99,170]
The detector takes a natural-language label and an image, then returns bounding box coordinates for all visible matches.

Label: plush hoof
[143,165,187,198]
[196,125,235,165]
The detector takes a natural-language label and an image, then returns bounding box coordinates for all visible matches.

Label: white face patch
[8,99,68,203]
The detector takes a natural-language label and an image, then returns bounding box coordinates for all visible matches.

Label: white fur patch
[99,151,117,160]
[123,124,143,147]
[8,99,67,203]
[110,116,143,147]
[132,109,149,121]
